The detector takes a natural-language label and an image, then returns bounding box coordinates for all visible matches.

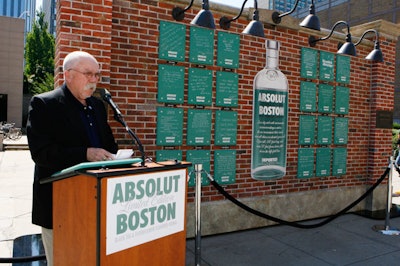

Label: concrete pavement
[1,137,400,265]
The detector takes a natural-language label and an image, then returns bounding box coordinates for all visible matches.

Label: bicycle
[0,122,22,140]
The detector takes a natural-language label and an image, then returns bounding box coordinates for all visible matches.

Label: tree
[24,10,55,94]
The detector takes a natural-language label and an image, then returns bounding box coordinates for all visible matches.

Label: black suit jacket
[26,84,118,228]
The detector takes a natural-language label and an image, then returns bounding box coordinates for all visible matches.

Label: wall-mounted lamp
[172,0,216,29]
[354,29,384,62]
[219,0,264,37]
[272,0,320,31]
[308,20,356,56]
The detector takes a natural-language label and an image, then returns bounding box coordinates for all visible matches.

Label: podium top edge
[41,161,192,184]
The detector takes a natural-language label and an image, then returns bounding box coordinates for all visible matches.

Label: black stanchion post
[194,164,202,266]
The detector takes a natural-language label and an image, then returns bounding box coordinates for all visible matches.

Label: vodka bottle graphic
[251,40,289,180]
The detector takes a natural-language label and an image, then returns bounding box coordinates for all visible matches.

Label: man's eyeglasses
[68,69,101,80]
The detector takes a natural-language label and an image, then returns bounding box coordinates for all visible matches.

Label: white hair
[63,51,98,71]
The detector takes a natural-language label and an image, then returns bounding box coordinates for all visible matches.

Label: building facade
[42,0,56,35]
[0,0,36,37]
[0,16,25,126]
[53,0,399,237]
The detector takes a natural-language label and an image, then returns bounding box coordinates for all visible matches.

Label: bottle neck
[265,48,279,69]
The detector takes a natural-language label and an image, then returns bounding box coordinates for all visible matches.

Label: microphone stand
[113,112,146,167]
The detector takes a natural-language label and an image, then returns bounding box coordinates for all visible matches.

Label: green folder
[52,158,142,177]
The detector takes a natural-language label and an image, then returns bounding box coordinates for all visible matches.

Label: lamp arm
[172,0,195,21]
[182,0,195,13]
[354,29,379,46]
[219,0,249,29]
[310,20,350,45]
[277,0,301,18]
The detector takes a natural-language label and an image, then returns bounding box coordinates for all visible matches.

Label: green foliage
[24,10,55,94]
[31,72,54,95]
[393,123,400,150]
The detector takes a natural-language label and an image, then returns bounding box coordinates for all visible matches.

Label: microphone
[100,88,146,167]
[100,89,122,118]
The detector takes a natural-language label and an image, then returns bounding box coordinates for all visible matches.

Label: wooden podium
[44,161,191,266]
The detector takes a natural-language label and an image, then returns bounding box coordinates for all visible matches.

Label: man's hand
[87,147,114,161]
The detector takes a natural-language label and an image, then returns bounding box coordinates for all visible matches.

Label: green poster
[156,107,183,146]
[319,51,335,82]
[297,148,315,178]
[298,115,316,145]
[189,26,214,65]
[335,86,350,115]
[158,21,186,62]
[188,68,213,106]
[187,109,212,146]
[333,148,347,176]
[316,148,331,177]
[215,110,238,146]
[156,150,182,162]
[334,117,348,145]
[216,71,239,107]
[300,47,318,79]
[157,64,185,104]
[217,31,240,69]
[318,84,333,114]
[187,149,211,187]
[214,149,236,185]
[336,54,351,84]
[317,116,332,145]
[300,81,317,112]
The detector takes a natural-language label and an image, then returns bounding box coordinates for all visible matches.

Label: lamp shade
[337,41,356,56]
[300,14,320,31]
[242,20,265,37]
[191,9,215,29]
[366,45,383,62]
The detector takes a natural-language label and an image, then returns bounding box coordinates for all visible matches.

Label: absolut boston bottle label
[251,88,288,180]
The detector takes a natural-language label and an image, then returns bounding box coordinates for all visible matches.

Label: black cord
[209,168,390,229]
[0,254,46,263]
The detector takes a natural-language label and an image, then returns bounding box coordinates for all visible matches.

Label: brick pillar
[352,21,400,211]
[352,21,398,182]
[54,0,113,89]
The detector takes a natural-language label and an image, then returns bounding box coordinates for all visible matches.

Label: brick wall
[55,0,397,234]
